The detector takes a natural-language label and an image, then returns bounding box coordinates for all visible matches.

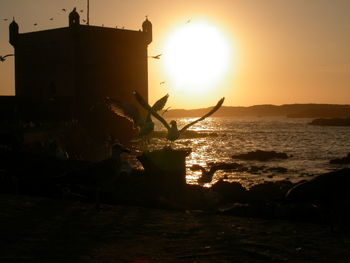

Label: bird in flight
[160,81,165,85]
[134,91,224,142]
[149,54,162,59]
[3,18,8,21]
[34,23,38,26]
[186,19,191,24]
[49,18,54,21]
[0,54,14,62]
[105,93,169,140]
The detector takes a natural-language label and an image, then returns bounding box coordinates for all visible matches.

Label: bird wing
[133,91,171,130]
[179,97,225,133]
[104,97,141,127]
[151,93,169,112]
[3,54,14,59]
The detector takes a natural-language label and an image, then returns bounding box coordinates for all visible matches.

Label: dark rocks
[330,153,350,164]
[232,150,289,162]
[285,168,350,207]
[309,118,350,126]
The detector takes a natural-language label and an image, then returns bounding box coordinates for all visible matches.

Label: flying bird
[49,17,54,21]
[34,23,37,26]
[62,8,66,12]
[134,91,224,142]
[3,18,8,21]
[0,54,14,62]
[105,93,169,139]
[149,54,162,59]
[160,81,165,85]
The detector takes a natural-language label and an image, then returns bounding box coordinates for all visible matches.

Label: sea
[133,116,350,188]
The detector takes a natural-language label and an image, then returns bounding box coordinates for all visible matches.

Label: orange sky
[0,0,349,108]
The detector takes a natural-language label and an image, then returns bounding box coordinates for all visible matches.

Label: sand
[1,194,350,263]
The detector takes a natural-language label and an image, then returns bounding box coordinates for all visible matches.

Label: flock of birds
[105,91,225,143]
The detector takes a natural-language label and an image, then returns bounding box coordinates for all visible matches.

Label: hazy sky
[0,0,349,108]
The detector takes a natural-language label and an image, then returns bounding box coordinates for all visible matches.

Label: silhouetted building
[9,8,152,113]
[3,8,153,160]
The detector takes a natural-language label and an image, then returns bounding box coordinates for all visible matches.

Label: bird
[80,9,84,13]
[49,17,54,21]
[149,54,162,59]
[160,81,165,85]
[3,18,8,21]
[0,54,14,62]
[34,23,37,26]
[186,19,191,24]
[134,91,224,142]
[62,8,66,12]
[191,163,244,184]
[105,93,169,140]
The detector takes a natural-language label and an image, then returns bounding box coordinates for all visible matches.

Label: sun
[162,20,233,96]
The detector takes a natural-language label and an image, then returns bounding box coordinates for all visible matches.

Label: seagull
[149,54,162,59]
[0,54,14,62]
[191,163,244,184]
[134,91,224,142]
[105,93,169,139]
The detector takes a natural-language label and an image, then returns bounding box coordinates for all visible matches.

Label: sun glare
[162,20,233,96]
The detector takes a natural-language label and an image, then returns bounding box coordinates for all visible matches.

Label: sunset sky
[0,0,349,109]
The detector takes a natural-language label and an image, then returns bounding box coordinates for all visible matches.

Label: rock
[309,118,350,126]
[232,150,289,161]
[330,153,350,164]
[247,181,293,203]
[211,180,248,203]
[137,147,191,191]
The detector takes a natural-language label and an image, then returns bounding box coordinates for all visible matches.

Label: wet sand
[1,194,350,263]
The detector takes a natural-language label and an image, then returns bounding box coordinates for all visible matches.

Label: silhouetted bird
[160,81,165,85]
[105,94,169,139]
[191,163,243,184]
[34,23,37,26]
[49,17,54,20]
[0,54,14,62]
[62,8,66,12]
[134,91,224,142]
[149,54,162,59]
[3,18,8,21]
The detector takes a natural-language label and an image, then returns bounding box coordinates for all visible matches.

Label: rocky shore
[1,148,350,262]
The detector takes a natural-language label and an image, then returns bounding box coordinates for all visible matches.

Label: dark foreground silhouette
[1,148,350,262]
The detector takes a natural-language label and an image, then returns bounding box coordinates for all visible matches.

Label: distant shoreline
[165,103,350,118]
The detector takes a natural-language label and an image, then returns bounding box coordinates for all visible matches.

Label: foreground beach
[1,194,350,263]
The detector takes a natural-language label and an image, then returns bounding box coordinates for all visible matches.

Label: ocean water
[135,116,350,188]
